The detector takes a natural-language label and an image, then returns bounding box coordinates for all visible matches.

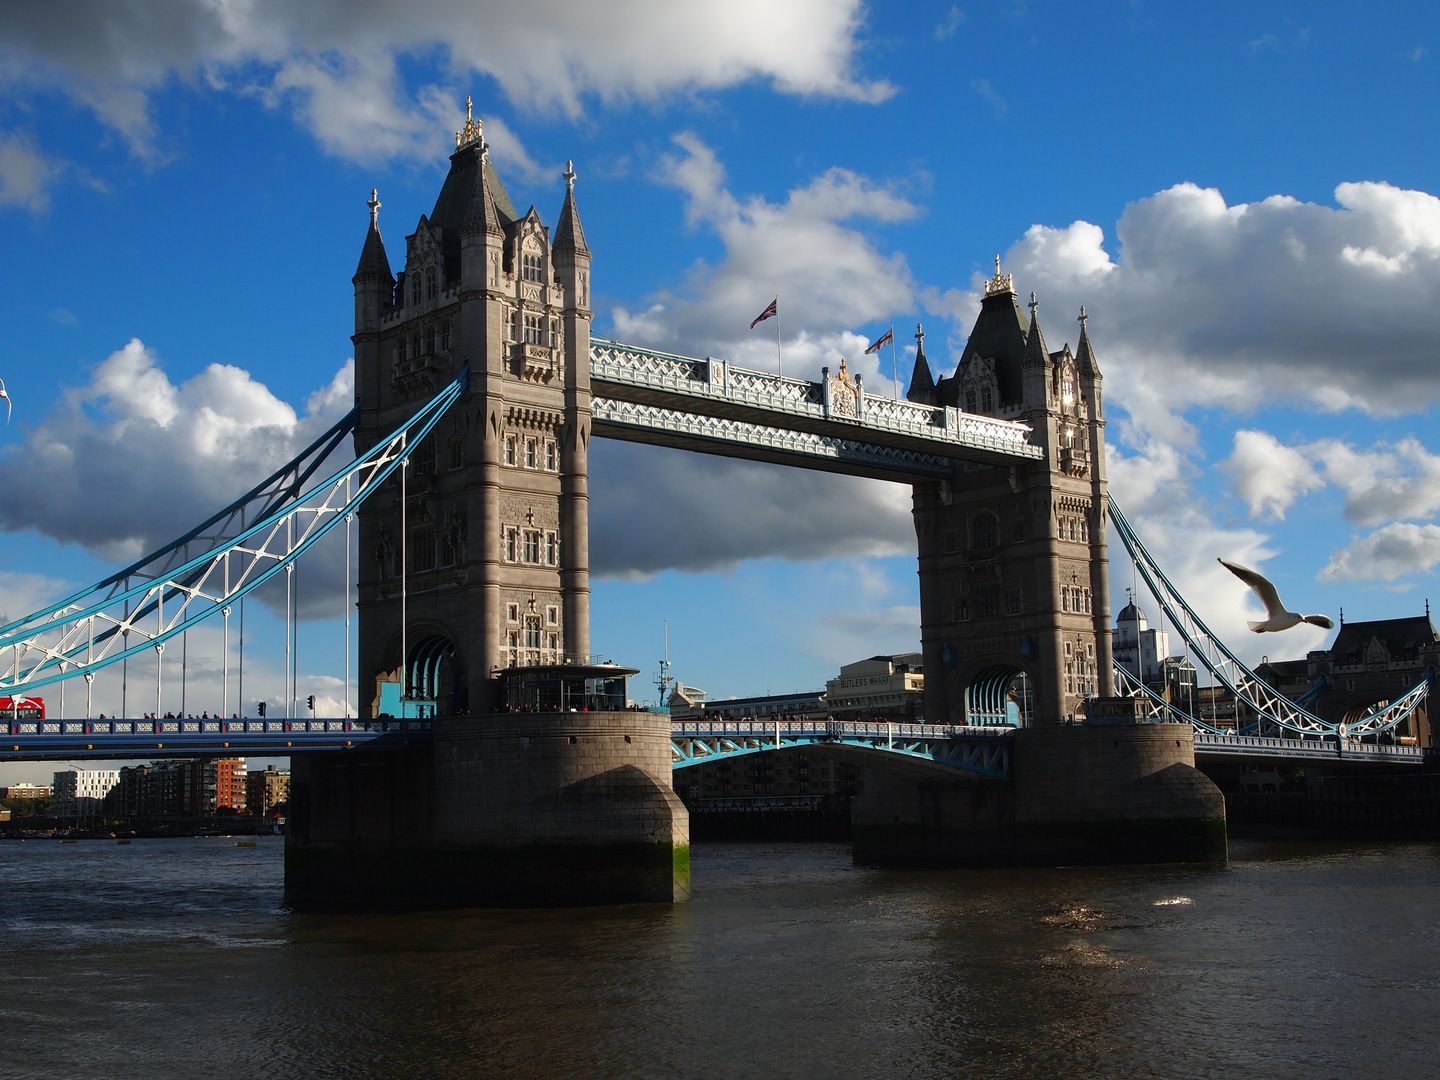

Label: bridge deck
[0,720,1425,768]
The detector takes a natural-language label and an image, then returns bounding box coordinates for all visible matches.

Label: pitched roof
[1075,315,1100,376]
[429,145,518,237]
[1328,615,1439,660]
[946,287,1031,406]
[907,334,936,403]
[553,183,589,256]
[352,219,393,285]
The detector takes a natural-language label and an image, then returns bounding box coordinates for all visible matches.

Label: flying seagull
[1218,558,1334,633]
[0,378,11,424]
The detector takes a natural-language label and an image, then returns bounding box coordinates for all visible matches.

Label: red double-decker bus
[0,696,45,720]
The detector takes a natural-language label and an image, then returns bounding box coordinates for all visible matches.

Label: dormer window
[965,389,977,412]
[1061,368,1076,403]
[523,252,544,282]
[411,275,422,307]
[981,387,993,412]
[425,266,436,301]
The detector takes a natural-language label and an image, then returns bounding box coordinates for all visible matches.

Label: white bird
[0,378,11,424]
[1218,558,1334,633]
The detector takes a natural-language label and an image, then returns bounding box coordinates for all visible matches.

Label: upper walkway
[589,338,1042,481]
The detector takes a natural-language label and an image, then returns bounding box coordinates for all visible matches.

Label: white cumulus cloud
[1221,429,1324,521]
[1320,523,1440,583]
[0,1,892,164]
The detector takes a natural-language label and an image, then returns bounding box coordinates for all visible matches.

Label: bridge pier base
[852,725,1226,867]
[285,712,689,909]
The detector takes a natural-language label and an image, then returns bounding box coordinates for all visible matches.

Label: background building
[52,770,119,818]
[825,654,924,721]
[1255,612,1437,744]
[1,783,51,800]
[247,766,290,815]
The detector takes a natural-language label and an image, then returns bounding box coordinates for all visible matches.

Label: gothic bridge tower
[351,102,593,716]
[908,260,1114,726]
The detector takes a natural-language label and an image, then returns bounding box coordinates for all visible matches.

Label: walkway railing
[590,338,1041,459]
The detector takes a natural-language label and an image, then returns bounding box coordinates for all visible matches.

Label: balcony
[1060,446,1090,477]
[512,343,557,383]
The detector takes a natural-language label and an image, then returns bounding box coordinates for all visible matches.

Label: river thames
[0,836,1436,1079]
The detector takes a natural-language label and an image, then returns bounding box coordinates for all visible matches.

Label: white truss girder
[0,370,469,694]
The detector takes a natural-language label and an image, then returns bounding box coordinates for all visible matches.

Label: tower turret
[352,189,393,424]
[551,160,593,657]
[906,323,936,404]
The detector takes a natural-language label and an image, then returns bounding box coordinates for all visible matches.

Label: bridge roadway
[588,338,1042,482]
[0,717,1427,772]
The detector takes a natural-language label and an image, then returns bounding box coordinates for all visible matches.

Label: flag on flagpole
[750,298,778,329]
[864,328,894,354]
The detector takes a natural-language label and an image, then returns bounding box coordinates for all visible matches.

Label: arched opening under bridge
[404,635,459,717]
[964,666,1033,727]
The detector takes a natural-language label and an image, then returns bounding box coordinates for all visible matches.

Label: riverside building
[52,770,119,818]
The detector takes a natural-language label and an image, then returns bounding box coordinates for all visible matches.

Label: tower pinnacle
[984,254,1015,296]
[367,188,381,226]
[564,159,576,191]
[455,95,484,151]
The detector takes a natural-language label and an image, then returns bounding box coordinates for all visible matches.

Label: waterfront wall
[1223,771,1440,832]
[285,711,688,909]
[851,724,1227,866]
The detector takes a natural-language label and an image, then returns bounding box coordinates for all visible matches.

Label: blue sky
[2,0,1440,773]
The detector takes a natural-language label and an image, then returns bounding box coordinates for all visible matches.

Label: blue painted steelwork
[964,666,1024,726]
[670,719,1013,779]
[1109,501,1430,738]
[0,717,431,761]
[0,369,469,697]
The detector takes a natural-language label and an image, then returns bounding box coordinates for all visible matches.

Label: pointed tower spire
[1075,304,1100,376]
[907,322,936,404]
[1022,292,1049,366]
[353,187,393,285]
[461,155,502,236]
[554,159,590,257]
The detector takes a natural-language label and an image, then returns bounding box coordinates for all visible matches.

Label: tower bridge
[0,114,1429,907]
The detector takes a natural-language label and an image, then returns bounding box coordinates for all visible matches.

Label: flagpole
[890,322,898,398]
[776,296,782,378]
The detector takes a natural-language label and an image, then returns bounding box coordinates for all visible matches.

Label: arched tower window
[969,512,998,549]
[425,266,436,301]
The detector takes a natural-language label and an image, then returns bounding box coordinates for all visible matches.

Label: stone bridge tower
[350,103,592,716]
[909,260,1114,726]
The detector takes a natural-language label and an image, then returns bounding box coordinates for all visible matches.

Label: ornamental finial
[983,254,1014,296]
[1078,304,1089,328]
[455,95,484,151]
[563,159,576,190]
[1028,290,1038,319]
[367,188,381,226]
[915,322,925,345]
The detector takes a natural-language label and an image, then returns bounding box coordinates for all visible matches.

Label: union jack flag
[749,299,778,328]
[864,328,893,354]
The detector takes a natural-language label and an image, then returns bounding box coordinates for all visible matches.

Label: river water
[0,837,1437,1079]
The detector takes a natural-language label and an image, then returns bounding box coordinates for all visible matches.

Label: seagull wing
[1304,614,1335,630]
[0,379,9,424]
[1218,558,1287,618]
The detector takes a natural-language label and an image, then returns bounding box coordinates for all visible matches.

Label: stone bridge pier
[286,711,689,909]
